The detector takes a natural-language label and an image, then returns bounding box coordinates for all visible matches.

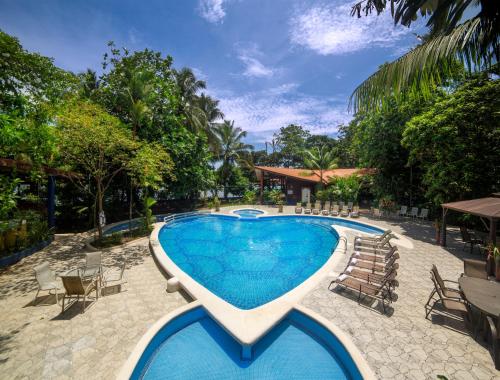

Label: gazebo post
[47,175,56,229]
[490,218,497,245]
[441,207,447,247]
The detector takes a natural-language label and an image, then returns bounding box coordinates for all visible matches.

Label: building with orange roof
[254,166,374,204]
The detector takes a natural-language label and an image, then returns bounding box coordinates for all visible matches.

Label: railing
[163,210,211,224]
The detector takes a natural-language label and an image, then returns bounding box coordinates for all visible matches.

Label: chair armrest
[464,259,488,279]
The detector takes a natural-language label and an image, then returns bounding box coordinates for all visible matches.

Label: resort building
[254,166,373,204]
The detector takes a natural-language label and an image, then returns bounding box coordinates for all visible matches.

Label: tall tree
[213,120,253,197]
[303,145,338,187]
[349,0,499,112]
[274,125,311,167]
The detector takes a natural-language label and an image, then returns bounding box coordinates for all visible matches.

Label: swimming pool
[232,208,265,218]
[159,215,339,309]
[128,306,366,380]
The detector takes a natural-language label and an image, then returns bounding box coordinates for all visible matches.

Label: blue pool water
[159,215,339,309]
[233,209,264,218]
[134,307,362,380]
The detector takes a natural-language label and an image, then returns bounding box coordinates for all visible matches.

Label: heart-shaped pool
[158,215,339,309]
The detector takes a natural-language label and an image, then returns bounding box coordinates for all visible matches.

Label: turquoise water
[233,209,264,218]
[159,215,339,309]
[138,308,361,380]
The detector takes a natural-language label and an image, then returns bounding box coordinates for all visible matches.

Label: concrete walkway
[0,206,498,379]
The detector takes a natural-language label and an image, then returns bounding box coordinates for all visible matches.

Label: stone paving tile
[1,207,499,379]
[0,233,189,380]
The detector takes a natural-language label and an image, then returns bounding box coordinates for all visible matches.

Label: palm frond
[349,16,496,112]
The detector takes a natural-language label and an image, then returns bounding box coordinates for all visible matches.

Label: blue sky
[0,0,423,146]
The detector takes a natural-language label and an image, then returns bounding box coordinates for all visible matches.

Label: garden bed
[0,236,54,268]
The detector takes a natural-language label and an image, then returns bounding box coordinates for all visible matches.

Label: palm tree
[213,120,253,198]
[349,0,499,112]
[196,93,224,150]
[303,145,338,188]
[79,69,99,100]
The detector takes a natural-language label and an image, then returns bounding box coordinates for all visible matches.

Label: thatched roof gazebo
[441,195,500,246]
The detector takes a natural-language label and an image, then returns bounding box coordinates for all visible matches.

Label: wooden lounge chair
[321,201,331,216]
[340,205,349,217]
[331,204,339,216]
[459,227,484,254]
[347,201,353,211]
[398,205,408,218]
[312,202,320,215]
[332,270,396,313]
[355,230,392,244]
[352,246,398,263]
[417,208,429,220]
[425,270,469,322]
[295,202,303,214]
[372,208,382,219]
[486,314,500,370]
[304,202,312,214]
[354,233,393,252]
[347,267,399,290]
[409,207,419,219]
[350,205,360,218]
[60,273,98,313]
[33,262,60,305]
[352,255,399,273]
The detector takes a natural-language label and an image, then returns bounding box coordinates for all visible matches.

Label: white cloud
[289,2,411,55]
[236,43,276,78]
[210,84,351,142]
[198,0,226,23]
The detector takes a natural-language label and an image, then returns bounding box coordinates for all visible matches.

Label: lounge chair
[346,266,398,290]
[354,233,393,251]
[321,201,331,216]
[340,205,349,217]
[60,272,98,313]
[351,246,398,263]
[425,270,470,322]
[312,202,320,215]
[350,205,359,218]
[459,227,484,254]
[304,202,312,214]
[33,262,60,305]
[354,230,392,244]
[409,207,419,219]
[295,202,303,214]
[417,208,429,220]
[398,205,408,218]
[331,204,339,216]
[347,201,353,211]
[351,255,399,273]
[331,270,396,313]
[463,258,488,279]
[486,314,500,370]
[372,208,382,219]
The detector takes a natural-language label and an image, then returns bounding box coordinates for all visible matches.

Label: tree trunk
[96,181,103,240]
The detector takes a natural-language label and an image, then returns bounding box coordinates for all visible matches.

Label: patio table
[60,267,102,293]
[459,277,500,318]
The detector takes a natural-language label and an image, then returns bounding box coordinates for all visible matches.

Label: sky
[0,0,424,148]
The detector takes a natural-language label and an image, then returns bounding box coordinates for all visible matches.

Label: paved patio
[0,206,498,379]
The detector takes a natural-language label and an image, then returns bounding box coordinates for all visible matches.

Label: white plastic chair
[418,208,429,220]
[409,207,419,219]
[33,262,60,304]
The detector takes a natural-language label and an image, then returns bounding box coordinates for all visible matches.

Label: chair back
[410,207,419,217]
[347,201,353,209]
[384,254,399,270]
[420,209,429,218]
[384,246,398,260]
[61,275,85,295]
[379,230,392,240]
[85,251,102,270]
[430,265,447,291]
[324,201,331,210]
[339,201,344,208]
[34,262,55,287]
[399,205,407,214]
[313,202,319,209]
[333,204,339,212]
[306,202,311,209]
[296,202,301,207]
[430,271,445,301]
[373,208,381,217]
[118,261,127,280]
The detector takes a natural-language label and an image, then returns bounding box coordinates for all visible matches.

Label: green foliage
[303,144,338,187]
[329,175,362,203]
[127,142,174,189]
[268,189,283,205]
[242,190,257,204]
[273,125,310,167]
[402,75,500,207]
[0,176,22,220]
[143,196,156,231]
[315,189,330,203]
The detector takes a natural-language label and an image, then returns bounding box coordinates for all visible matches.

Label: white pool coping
[124,213,388,379]
[230,207,269,217]
[117,301,377,380]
